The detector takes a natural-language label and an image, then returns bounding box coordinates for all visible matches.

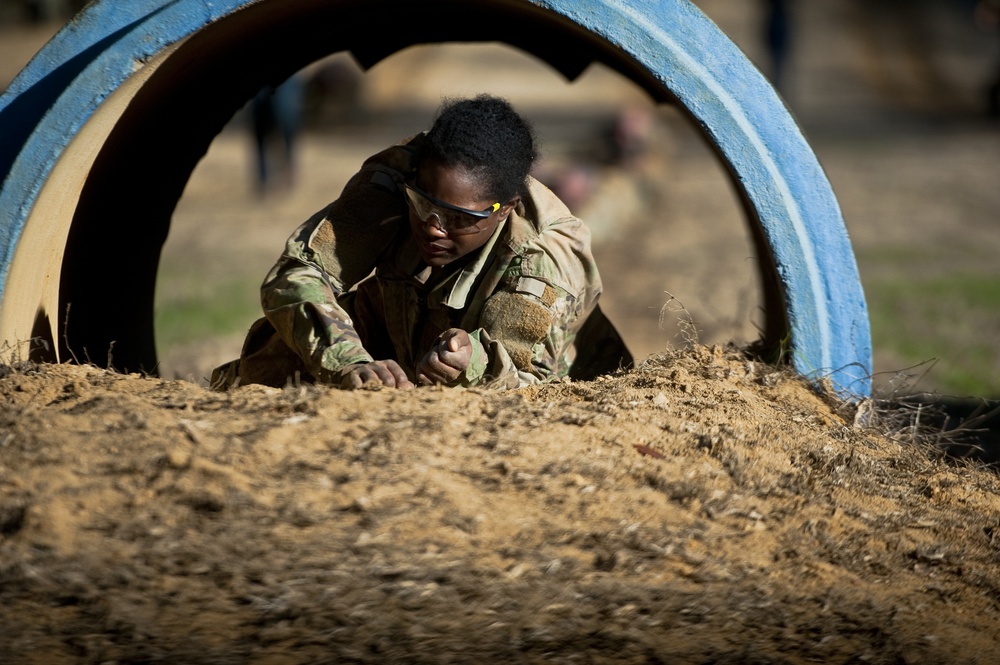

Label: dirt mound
[2,347,1000,663]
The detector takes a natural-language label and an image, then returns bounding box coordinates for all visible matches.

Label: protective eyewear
[404,182,500,235]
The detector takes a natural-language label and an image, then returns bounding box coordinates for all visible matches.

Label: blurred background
[2,0,999,399]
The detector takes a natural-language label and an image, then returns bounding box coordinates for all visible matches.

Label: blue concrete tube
[0,0,873,398]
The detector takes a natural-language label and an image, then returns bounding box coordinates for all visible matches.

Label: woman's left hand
[417,328,473,385]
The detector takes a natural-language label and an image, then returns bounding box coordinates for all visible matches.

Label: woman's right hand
[338,361,414,390]
[416,328,473,385]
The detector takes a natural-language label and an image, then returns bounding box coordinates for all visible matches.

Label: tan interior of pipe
[0,41,184,363]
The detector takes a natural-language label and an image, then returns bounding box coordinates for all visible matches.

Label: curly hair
[418,94,538,204]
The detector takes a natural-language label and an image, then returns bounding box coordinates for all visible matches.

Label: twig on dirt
[658,291,699,346]
[802,356,1000,467]
[864,392,998,466]
[62,303,81,365]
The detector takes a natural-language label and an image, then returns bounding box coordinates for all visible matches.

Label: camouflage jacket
[243,135,604,389]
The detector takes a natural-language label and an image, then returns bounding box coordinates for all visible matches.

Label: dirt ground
[3,2,1000,663]
[4,349,1000,664]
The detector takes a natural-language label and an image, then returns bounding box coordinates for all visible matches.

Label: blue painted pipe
[0,0,872,398]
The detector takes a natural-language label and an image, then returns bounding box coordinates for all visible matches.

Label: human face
[407,160,507,267]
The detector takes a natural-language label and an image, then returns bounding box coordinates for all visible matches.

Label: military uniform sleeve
[459,214,602,389]
[459,284,579,389]
[260,161,407,381]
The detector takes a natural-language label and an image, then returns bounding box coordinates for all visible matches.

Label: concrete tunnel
[0,0,873,398]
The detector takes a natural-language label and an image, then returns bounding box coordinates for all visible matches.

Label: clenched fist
[417,329,473,385]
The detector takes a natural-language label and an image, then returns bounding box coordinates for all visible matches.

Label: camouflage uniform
[212,134,631,390]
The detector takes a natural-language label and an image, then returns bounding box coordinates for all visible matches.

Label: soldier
[212,94,631,391]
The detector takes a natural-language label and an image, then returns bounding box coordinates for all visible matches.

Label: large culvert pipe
[0,0,872,398]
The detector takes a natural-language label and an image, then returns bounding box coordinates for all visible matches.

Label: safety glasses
[403,182,500,235]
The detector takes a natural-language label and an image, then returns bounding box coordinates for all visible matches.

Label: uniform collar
[402,218,508,310]
[442,217,507,309]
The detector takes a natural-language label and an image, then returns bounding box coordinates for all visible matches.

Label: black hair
[418,94,538,204]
